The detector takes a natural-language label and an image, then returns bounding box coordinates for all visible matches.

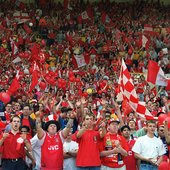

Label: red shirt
[22,118,30,127]
[99,133,129,168]
[1,131,26,159]
[41,132,63,170]
[123,139,137,170]
[22,118,33,136]
[76,130,101,167]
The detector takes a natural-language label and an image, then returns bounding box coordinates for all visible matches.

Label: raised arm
[36,118,45,139]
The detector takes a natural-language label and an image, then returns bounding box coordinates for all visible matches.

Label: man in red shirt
[0,115,32,170]
[76,113,106,170]
[36,114,74,170]
[100,117,128,170]
[121,125,138,170]
[20,104,36,137]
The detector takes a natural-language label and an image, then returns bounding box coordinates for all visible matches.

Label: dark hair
[120,125,131,132]
[19,125,30,132]
[23,104,31,110]
[61,107,68,113]
[33,103,39,112]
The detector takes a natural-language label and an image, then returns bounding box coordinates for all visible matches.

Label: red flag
[29,63,39,92]
[23,24,32,34]
[118,59,155,119]
[101,11,113,25]
[7,71,20,95]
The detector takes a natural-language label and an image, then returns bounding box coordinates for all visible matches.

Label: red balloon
[158,161,169,170]
[158,114,167,126]
[165,116,170,129]
[39,81,46,90]
[0,92,11,104]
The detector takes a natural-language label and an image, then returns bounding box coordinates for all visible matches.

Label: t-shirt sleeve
[132,138,142,154]
[158,139,166,156]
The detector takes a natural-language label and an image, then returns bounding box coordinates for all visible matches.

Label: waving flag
[72,54,90,68]
[7,71,20,95]
[118,59,155,119]
[10,38,18,56]
[147,60,170,90]
[29,62,39,92]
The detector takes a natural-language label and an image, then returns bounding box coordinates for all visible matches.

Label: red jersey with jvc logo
[41,132,63,170]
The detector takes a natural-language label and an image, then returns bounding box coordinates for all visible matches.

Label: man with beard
[0,115,32,170]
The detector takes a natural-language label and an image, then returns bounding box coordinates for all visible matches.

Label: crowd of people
[0,0,170,169]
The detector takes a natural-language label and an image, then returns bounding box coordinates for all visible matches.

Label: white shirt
[31,134,41,170]
[63,140,78,170]
[132,135,166,161]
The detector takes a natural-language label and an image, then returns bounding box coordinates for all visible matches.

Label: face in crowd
[47,124,57,135]
[84,114,95,129]
[11,116,21,132]
[108,121,119,134]
[5,104,12,113]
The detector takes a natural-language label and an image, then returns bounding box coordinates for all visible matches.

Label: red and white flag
[10,38,18,56]
[72,54,90,68]
[63,0,72,10]
[101,12,113,25]
[144,24,153,32]
[118,59,154,118]
[12,56,21,63]
[147,60,170,90]
[13,11,30,24]
[81,11,89,20]
[142,35,149,48]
